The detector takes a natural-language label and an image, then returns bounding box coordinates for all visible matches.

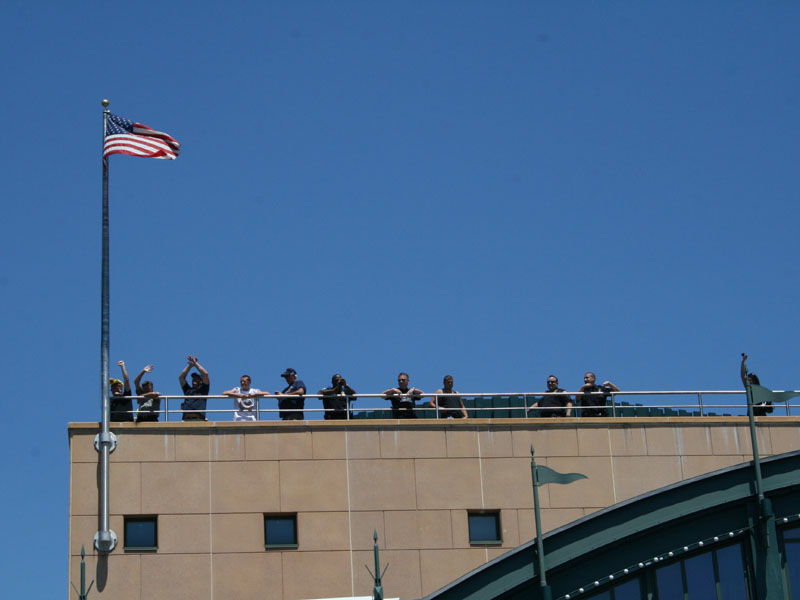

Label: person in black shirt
[134,364,161,422]
[740,353,773,416]
[531,375,572,417]
[276,368,306,420]
[179,355,210,421]
[576,372,619,417]
[429,375,467,418]
[110,360,133,422]
[319,374,357,420]
[383,372,424,419]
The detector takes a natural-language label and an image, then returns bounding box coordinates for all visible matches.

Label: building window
[780,525,800,596]
[468,512,501,545]
[583,577,641,600]
[654,543,748,600]
[264,514,298,549]
[124,516,157,551]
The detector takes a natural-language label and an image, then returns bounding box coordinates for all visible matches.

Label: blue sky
[1,1,799,595]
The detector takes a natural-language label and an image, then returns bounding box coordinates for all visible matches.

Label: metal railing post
[697,393,704,416]
[164,397,169,422]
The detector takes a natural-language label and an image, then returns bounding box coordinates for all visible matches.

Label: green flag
[536,464,587,486]
[750,384,799,407]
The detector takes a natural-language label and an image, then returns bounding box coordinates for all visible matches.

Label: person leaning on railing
[178,355,210,421]
[223,374,260,422]
[383,372,424,419]
[531,375,572,417]
[576,372,619,417]
[276,368,306,420]
[429,375,467,418]
[319,374,357,420]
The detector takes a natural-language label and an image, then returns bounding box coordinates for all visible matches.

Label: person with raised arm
[110,360,133,422]
[178,355,210,421]
[741,353,773,416]
[134,364,161,422]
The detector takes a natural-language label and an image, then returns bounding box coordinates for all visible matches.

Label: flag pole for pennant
[529,447,587,600]
[94,98,118,552]
[530,447,552,600]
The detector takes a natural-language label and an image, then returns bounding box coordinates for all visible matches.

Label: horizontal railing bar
[117,390,800,400]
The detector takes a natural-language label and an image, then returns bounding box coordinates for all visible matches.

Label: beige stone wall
[68,417,800,600]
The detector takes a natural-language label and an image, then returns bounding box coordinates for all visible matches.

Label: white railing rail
[110,390,800,421]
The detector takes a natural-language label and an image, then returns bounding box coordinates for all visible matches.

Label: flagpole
[530,447,552,600]
[94,99,117,552]
[742,360,784,598]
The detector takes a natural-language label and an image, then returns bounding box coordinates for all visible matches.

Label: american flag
[103,113,181,160]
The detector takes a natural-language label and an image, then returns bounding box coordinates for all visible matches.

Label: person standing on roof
[276,368,306,420]
[223,374,261,421]
[134,364,161,422]
[740,353,773,416]
[178,355,210,421]
[576,372,619,417]
[110,360,133,422]
[429,375,467,418]
[383,372,424,419]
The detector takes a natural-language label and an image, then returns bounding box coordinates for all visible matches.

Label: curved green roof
[420,450,800,600]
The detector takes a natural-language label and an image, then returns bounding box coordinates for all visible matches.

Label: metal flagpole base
[94,431,117,452]
[94,529,118,552]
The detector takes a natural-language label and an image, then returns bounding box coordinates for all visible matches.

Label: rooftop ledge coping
[67,415,800,432]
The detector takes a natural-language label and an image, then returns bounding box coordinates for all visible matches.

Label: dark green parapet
[351,398,733,420]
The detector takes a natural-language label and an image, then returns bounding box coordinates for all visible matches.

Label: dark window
[684,551,716,597]
[468,512,501,545]
[124,516,157,551]
[715,543,748,600]
[655,543,747,600]
[655,560,683,598]
[264,515,297,549]
[781,526,800,598]
[611,578,642,600]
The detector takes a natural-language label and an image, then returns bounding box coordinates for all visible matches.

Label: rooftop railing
[109,390,800,421]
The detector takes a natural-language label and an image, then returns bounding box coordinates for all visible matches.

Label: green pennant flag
[536,464,587,486]
[750,384,799,406]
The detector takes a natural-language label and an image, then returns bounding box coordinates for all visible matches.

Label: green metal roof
[418,450,800,600]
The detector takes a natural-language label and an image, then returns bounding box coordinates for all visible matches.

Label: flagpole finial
[531,445,535,457]
[101,99,109,107]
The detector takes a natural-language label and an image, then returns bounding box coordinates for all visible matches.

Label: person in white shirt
[223,375,260,421]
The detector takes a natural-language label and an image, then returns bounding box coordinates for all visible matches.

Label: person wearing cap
[178,355,210,421]
[134,363,161,422]
[276,368,306,420]
[223,375,261,421]
[531,375,572,417]
[110,360,133,422]
[429,375,467,418]
[319,374,357,420]
[383,372,424,419]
